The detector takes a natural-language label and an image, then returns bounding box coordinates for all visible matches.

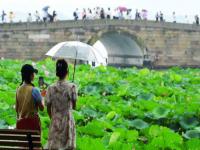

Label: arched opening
[90,31,144,67]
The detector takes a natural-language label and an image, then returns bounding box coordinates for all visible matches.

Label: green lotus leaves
[0,59,200,148]
[73,110,85,121]
[185,138,200,150]
[109,131,121,145]
[0,102,9,110]
[147,125,183,149]
[170,73,182,83]
[194,127,200,132]
[139,68,150,76]
[0,120,8,129]
[80,107,98,118]
[151,106,170,119]
[129,119,149,130]
[183,130,200,139]
[78,120,105,137]
[155,86,173,97]
[77,136,105,150]
[125,130,139,142]
[179,116,199,129]
[83,84,100,96]
[136,93,155,101]
[106,111,117,120]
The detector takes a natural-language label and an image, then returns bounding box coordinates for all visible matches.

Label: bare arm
[47,104,52,119]
[32,87,44,111]
[37,98,44,111]
[46,86,52,118]
[71,85,77,110]
[16,93,19,118]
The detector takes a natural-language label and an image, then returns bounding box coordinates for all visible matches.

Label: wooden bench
[0,129,42,150]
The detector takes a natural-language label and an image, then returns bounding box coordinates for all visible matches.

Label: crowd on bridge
[1,7,58,24]
[72,8,200,25]
[72,7,163,22]
[1,7,200,25]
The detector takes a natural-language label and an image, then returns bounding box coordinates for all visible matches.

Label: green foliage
[0,59,200,149]
[129,119,149,130]
[185,138,200,150]
[183,130,200,139]
[106,111,117,120]
[149,106,170,119]
[109,131,121,145]
[179,116,199,130]
[146,125,183,149]
[77,136,106,150]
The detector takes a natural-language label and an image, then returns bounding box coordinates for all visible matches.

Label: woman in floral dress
[46,59,77,150]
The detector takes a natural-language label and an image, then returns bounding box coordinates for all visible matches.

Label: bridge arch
[87,30,146,66]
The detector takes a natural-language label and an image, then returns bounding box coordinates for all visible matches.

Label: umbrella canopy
[43,6,50,11]
[142,9,148,12]
[46,41,103,63]
[118,6,128,12]
[46,41,105,82]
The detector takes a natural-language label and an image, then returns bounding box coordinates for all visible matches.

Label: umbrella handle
[72,50,78,82]
[72,59,77,82]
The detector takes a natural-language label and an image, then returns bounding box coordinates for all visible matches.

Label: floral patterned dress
[46,80,77,150]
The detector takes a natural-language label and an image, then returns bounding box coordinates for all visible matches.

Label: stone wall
[0,20,200,67]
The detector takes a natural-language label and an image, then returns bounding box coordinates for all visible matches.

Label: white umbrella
[46,41,104,81]
[43,6,50,12]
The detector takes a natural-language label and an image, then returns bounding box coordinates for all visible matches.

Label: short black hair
[56,59,69,79]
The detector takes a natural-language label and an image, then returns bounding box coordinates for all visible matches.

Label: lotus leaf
[151,106,170,119]
[0,59,200,149]
[106,111,117,120]
[185,138,200,150]
[109,131,121,145]
[183,130,200,139]
[180,116,199,129]
[129,119,149,130]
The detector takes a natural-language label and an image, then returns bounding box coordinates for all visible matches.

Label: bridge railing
[0,19,200,31]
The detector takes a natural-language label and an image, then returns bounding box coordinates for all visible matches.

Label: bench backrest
[0,129,42,150]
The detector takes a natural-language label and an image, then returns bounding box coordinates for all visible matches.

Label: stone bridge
[0,20,200,67]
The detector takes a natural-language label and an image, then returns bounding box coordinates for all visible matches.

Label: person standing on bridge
[172,12,176,23]
[160,11,164,22]
[106,8,111,19]
[185,15,189,24]
[35,11,40,23]
[1,10,6,23]
[42,9,48,23]
[100,8,105,19]
[27,13,32,23]
[113,8,119,19]
[52,11,57,22]
[73,8,79,20]
[155,12,159,22]
[9,11,14,23]
[82,8,87,20]
[87,9,93,20]
[195,15,199,25]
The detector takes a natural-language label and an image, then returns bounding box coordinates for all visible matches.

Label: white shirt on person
[42,11,48,18]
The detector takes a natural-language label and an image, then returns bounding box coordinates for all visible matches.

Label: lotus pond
[0,59,200,150]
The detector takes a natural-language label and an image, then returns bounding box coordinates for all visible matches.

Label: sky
[0,0,200,23]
